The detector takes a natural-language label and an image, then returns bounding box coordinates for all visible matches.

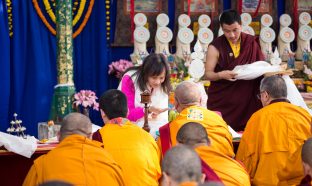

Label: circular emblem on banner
[178,14,191,27]
[299,12,311,25]
[178,28,194,44]
[260,27,276,43]
[261,14,273,27]
[279,14,292,27]
[299,25,312,41]
[242,26,255,36]
[134,27,150,43]
[189,59,205,79]
[198,28,213,44]
[279,27,295,43]
[134,13,147,26]
[156,27,173,43]
[156,13,169,27]
[241,13,252,26]
[198,14,211,28]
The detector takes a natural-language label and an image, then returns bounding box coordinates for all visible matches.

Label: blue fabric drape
[8,0,57,136]
[73,0,110,125]
[0,0,110,136]
[0,0,11,133]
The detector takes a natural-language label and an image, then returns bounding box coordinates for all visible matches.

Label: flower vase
[82,107,90,118]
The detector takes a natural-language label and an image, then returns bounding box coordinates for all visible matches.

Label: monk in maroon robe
[205,10,264,131]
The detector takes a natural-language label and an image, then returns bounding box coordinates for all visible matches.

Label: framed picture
[241,0,271,14]
[182,0,217,14]
[124,0,161,14]
[298,0,312,13]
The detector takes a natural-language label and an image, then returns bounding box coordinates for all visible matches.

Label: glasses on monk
[257,91,265,100]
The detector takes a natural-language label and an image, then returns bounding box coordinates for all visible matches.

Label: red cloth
[293,0,299,40]
[207,33,265,131]
[201,159,223,184]
[159,123,171,157]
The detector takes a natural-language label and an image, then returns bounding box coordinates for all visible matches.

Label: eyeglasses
[257,91,265,100]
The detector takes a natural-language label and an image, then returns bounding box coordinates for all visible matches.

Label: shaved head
[175,81,201,107]
[302,138,312,167]
[162,145,202,183]
[177,122,210,147]
[59,113,92,141]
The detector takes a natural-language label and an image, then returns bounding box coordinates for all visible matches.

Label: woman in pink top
[118,53,172,137]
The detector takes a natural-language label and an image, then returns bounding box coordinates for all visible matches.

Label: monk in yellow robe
[177,122,250,186]
[236,76,312,186]
[158,81,234,158]
[161,145,204,186]
[92,89,161,186]
[23,113,125,186]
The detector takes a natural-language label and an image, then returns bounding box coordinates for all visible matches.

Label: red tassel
[238,0,242,14]
[187,0,191,17]
[130,0,135,43]
[252,0,262,18]
[293,0,298,40]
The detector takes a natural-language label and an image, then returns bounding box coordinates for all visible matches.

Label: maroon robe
[207,32,265,131]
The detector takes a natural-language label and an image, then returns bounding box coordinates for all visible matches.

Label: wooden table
[0,143,56,186]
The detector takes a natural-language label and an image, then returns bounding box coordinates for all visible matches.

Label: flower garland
[48,0,80,16]
[6,0,13,37]
[32,0,94,38]
[105,0,110,41]
[43,0,86,26]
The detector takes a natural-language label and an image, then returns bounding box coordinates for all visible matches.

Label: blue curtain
[73,0,110,125]
[0,0,11,133]
[0,0,110,136]
[4,0,57,136]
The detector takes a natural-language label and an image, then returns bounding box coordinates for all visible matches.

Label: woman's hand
[149,106,168,118]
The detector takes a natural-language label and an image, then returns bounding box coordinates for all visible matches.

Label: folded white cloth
[0,132,37,158]
[232,61,312,115]
[233,61,281,80]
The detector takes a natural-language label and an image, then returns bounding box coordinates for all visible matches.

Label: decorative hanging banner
[239,0,262,17]
[32,0,94,38]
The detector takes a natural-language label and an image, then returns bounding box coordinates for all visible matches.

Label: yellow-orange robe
[195,145,250,186]
[236,101,312,186]
[23,135,125,186]
[179,182,199,186]
[97,121,161,186]
[158,106,234,157]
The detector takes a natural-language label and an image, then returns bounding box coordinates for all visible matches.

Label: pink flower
[74,90,99,111]
[108,59,133,78]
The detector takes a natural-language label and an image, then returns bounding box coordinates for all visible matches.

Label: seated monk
[177,122,250,186]
[161,145,204,186]
[158,81,234,158]
[92,89,161,186]
[298,137,312,186]
[236,75,312,186]
[23,113,125,186]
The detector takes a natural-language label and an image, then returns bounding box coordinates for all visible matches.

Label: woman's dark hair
[124,53,171,94]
